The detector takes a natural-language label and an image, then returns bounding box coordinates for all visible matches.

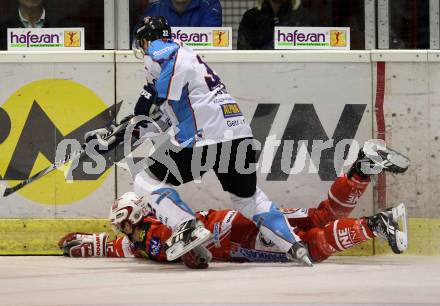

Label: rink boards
[0,50,439,255]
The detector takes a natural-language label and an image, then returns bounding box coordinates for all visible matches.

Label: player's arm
[137,217,171,262]
[133,83,171,135]
[106,236,136,258]
[150,42,186,104]
[137,216,210,268]
[84,83,169,144]
[58,232,136,258]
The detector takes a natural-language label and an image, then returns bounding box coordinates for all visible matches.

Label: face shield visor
[132,38,150,60]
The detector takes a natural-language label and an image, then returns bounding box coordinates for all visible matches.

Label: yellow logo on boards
[330,30,346,47]
[64,31,81,47]
[213,30,229,47]
[0,79,111,205]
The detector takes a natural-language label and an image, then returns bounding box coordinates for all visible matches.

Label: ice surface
[0,256,439,306]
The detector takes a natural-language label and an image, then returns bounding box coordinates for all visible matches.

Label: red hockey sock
[326,173,370,219]
[323,217,374,252]
[302,217,374,262]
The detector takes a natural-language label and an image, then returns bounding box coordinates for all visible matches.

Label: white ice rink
[1,256,439,306]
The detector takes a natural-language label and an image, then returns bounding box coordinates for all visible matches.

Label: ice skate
[165,218,212,261]
[367,203,408,254]
[287,242,313,267]
[349,140,410,178]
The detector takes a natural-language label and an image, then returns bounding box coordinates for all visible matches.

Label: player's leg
[283,173,370,232]
[321,140,409,221]
[284,141,410,231]
[215,138,312,266]
[301,204,408,262]
[133,141,212,261]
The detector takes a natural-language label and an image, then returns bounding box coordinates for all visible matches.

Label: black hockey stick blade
[2,115,133,197]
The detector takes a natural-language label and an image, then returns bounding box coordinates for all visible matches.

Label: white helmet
[109,192,148,234]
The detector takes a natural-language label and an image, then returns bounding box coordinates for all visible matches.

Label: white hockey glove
[83,124,124,154]
[58,232,108,257]
[84,127,113,144]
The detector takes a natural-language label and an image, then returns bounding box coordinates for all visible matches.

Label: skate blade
[300,255,313,267]
[386,150,410,170]
[297,248,313,267]
[392,203,408,252]
[289,247,313,267]
[166,227,212,261]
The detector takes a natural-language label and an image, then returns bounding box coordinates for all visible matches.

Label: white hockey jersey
[145,39,252,147]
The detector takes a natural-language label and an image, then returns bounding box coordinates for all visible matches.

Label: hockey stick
[2,115,134,197]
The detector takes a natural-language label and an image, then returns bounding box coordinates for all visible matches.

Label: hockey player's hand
[58,232,108,257]
[134,84,161,121]
[84,127,112,144]
[181,245,212,269]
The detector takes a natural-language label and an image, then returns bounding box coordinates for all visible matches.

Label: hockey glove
[134,83,161,123]
[83,125,122,153]
[58,232,108,257]
[84,127,113,143]
[181,245,212,269]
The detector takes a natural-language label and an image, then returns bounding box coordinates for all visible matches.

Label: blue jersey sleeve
[148,40,183,101]
[155,56,177,100]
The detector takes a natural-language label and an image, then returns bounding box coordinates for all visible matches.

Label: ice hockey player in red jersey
[59,142,410,268]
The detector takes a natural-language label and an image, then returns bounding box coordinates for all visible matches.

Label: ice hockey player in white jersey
[127,16,312,266]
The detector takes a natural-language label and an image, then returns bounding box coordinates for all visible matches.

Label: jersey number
[197,55,225,91]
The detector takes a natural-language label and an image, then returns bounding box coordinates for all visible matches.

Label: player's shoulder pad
[148,40,180,64]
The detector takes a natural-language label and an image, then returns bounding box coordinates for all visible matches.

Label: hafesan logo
[64,31,81,47]
[0,79,111,205]
[330,30,346,47]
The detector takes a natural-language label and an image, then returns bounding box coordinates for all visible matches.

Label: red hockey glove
[58,232,108,257]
